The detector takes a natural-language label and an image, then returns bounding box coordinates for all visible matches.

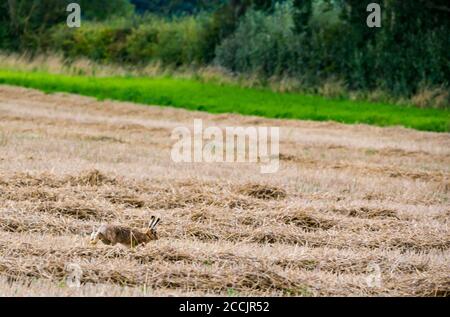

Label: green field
[0,69,448,132]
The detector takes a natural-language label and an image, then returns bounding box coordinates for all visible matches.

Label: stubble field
[0,85,449,296]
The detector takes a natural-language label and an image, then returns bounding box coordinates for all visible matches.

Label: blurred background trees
[1,0,133,50]
[0,0,449,102]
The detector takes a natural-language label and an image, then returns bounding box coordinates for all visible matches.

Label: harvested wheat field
[0,85,449,297]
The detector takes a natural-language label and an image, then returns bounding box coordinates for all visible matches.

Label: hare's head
[146,216,161,240]
[90,228,99,245]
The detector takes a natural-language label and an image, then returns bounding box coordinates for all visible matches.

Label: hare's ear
[149,215,156,228]
[151,218,161,229]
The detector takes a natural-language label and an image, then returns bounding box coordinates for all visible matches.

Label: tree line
[1,0,449,104]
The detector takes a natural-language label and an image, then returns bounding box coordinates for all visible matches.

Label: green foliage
[2,0,70,50]
[146,15,211,65]
[293,0,312,32]
[1,0,134,50]
[0,69,448,132]
[51,19,134,62]
[216,0,449,96]
[130,0,225,15]
[333,0,450,95]
[50,15,212,65]
[364,1,450,96]
[215,1,300,76]
[79,0,134,20]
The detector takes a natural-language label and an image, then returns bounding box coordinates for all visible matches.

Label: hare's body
[93,225,150,247]
[90,216,160,248]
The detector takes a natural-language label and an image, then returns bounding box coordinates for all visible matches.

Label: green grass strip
[0,69,448,132]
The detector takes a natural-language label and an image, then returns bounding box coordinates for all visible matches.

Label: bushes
[130,0,225,15]
[216,0,449,99]
[215,1,300,77]
[214,1,354,84]
[368,26,449,97]
[339,0,450,96]
[50,20,133,62]
[50,15,212,66]
[79,0,134,20]
[147,15,212,65]
[0,0,134,51]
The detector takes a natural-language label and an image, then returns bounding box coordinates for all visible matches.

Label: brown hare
[90,216,161,248]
